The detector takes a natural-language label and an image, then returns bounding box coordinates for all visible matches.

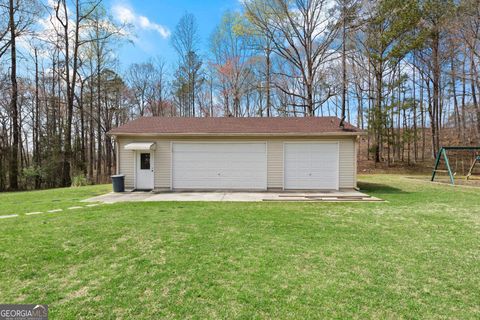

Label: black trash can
[111,174,125,192]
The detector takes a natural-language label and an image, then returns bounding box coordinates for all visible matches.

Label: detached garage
[109,117,364,191]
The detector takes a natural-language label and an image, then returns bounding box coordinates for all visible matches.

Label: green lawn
[0,184,111,215]
[0,175,479,319]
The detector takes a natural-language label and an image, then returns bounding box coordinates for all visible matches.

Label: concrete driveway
[85,190,381,203]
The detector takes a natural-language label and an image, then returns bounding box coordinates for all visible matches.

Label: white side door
[284,142,339,190]
[136,151,154,190]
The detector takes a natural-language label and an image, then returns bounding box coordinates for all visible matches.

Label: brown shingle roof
[109,117,363,136]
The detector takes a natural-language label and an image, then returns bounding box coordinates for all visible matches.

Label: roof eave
[108,131,366,137]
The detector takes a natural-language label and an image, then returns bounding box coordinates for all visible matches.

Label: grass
[0,184,111,215]
[0,174,479,319]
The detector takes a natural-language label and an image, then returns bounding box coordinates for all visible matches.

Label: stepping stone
[0,214,19,219]
[47,209,63,213]
[85,204,99,207]
[25,212,43,215]
[67,206,83,210]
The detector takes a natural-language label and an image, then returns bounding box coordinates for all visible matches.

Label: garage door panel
[284,142,339,190]
[172,143,267,190]
[173,143,265,153]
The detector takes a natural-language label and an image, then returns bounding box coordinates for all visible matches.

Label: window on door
[140,153,150,170]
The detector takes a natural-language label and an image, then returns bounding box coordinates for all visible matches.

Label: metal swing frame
[431,146,480,185]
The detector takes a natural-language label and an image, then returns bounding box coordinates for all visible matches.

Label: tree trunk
[340,5,347,127]
[470,51,480,138]
[432,30,440,157]
[79,80,86,175]
[265,46,271,117]
[412,58,418,162]
[96,61,102,183]
[60,0,73,187]
[374,69,383,163]
[89,74,94,181]
[461,49,467,143]
[451,53,461,140]
[420,72,425,161]
[9,0,19,190]
[34,48,41,188]
[426,77,436,158]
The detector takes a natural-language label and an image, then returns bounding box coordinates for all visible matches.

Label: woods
[1,0,480,191]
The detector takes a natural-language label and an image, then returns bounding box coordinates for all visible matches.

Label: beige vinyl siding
[117,136,357,190]
[117,139,135,189]
[338,139,356,188]
[154,141,171,189]
[267,141,283,189]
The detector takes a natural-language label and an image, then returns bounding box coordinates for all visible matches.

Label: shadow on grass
[358,181,408,194]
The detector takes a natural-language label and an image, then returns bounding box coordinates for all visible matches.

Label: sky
[107,0,242,71]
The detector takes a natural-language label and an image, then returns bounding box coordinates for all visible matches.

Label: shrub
[21,166,45,190]
[71,174,89,187]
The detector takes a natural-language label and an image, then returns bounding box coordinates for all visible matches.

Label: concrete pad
[85,190,381,203]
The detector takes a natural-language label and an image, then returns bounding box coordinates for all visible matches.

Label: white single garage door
[172,142,267,190]
[284,142,339,190]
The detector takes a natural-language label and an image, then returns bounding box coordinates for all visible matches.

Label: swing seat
[466,156,480,180]
[466,175,480,180]
[432,169,456,175]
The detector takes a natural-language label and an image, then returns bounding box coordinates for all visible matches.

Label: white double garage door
[172,142,339,190]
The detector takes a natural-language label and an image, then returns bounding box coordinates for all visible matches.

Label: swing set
[431,146,480,185]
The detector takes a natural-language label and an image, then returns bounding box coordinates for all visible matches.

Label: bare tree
[49,0,125,185]
[126,62,156,116]
[210,11,255,117]
[53,0,103,186]
[245,0,339,115]
[171,13,202,116]
[150,57,169,116]
[5,0,38,190]
[336,0,361,127]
